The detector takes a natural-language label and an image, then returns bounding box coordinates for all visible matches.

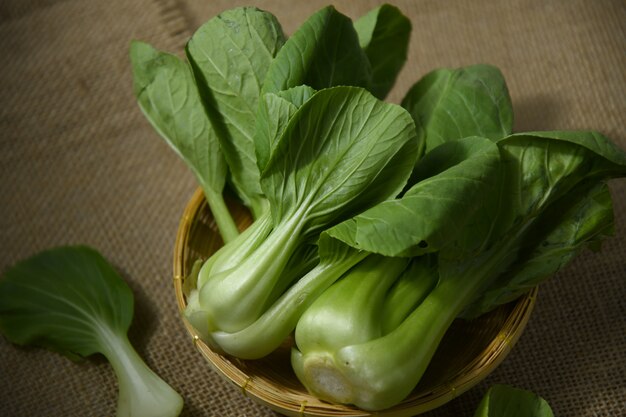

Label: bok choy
[0,246,184,417]
[130,3,626,413]
[186,86,420,344]
[210,63,515,359]
[291,131,626,410]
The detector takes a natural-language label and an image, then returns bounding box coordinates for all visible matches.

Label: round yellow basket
[173,188,537,417]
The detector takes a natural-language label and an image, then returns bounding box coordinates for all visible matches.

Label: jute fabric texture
[0,0,624,416]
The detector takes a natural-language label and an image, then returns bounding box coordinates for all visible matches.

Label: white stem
[99,328,183,417]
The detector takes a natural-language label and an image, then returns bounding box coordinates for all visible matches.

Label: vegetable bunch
[130,4,626,412]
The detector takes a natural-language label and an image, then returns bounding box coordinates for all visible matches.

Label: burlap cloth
[0,0,623,416]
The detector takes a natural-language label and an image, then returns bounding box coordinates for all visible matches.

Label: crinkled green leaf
[0,246,184,417]
[325,137,502,257]
[495,131,626,234]
[402,65,513,153]
[262,86,420,237]
[353,4,411,99]
[262,6,372,94]
[456,130,626,315]
[503,130,626,166]
[186,7,285,216]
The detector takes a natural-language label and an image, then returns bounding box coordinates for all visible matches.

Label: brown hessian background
[0,0,624,416]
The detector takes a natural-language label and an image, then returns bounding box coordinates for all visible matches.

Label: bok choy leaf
[474,385,554,417]
[130,41,239,242]
[353,4,412,99]
[186,7,286,218]
[262,6,372,95]
[0,246,183,417]
[254,85,317,173]
[402,64,514,153]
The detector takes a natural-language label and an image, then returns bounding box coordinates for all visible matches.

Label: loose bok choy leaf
[292,131,626,410]
[185,86,420,350]
[0,246,183,417]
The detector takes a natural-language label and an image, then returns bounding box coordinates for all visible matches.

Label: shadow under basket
[173,188,537,417]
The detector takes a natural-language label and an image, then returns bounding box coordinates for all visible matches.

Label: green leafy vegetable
[270,75,512,362]
[291,137,504,409]
[0,246,183,417]
[132,4,414,236]
[130,4,625,414]
[474,385,554,417]
[212,59,516,360]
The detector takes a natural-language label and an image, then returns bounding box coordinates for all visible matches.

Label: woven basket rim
[172,187,537,417]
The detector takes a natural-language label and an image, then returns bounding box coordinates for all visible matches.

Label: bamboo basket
[173,188,537,417]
